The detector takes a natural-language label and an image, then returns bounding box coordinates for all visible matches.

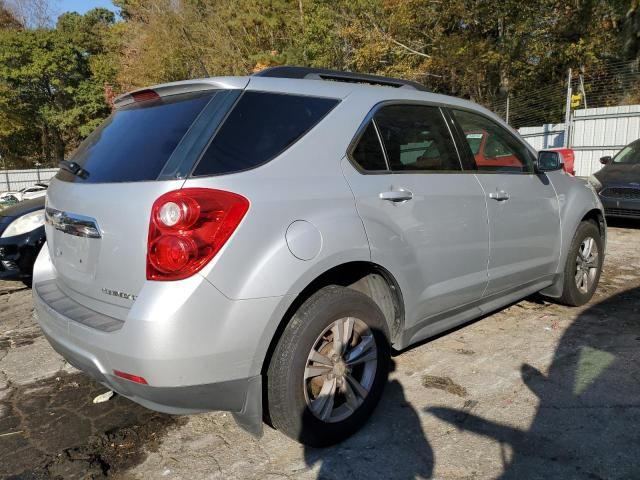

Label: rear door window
[192,91,339,176]
[374,105,461,172]
[57,92,216,183]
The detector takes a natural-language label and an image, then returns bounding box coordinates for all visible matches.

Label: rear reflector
[131,89,160,102]
[147,188,250,281]
[114,370,148,385]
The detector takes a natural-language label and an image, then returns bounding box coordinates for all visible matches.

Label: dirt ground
[1,220,640,479]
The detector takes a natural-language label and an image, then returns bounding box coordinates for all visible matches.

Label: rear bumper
[33,281,268,415]
[37,317,256,415]
[32,246,287,422]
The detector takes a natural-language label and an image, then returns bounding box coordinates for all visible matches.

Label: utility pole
[505,94,510,124]
[563,68,572,148]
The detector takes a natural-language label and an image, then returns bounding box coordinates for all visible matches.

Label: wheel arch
[541,205,606,299]
[260,261,405,377]
[580,208,607,245]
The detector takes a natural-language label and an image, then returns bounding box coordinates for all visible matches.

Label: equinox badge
[102,288,137,301]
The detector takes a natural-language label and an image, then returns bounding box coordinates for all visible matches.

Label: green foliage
[0,0,637,167]
[0,7,115,167]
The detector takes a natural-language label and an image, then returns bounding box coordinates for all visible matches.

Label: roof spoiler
[113,77,250,108]
[253,66,429,92]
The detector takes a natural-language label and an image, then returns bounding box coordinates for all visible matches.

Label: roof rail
[253,66,429,92]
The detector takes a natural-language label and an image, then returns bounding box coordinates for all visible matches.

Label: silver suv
[33,67,605,447]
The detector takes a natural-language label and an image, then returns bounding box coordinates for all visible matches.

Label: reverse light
[147,188,249,281]
[113,370,148,385]
[158,202,183,227]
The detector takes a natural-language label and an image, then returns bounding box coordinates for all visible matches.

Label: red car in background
[541,148,575,175]
[465,130,523,168]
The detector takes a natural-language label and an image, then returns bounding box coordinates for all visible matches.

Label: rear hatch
[44,82,245,319]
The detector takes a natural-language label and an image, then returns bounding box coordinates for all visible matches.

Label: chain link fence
[482,60,640,176]
[0,168,57,192]
[485,59,640,130]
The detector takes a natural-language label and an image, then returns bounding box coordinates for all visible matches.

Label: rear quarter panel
[182,90,381,300]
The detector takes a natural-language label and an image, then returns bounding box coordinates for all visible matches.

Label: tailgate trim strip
[35,280,124,332]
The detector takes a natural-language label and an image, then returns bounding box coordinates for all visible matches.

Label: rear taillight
[147,188,249,281]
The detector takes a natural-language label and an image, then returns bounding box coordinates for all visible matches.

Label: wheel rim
[303,317,378,423]
[575,236,599,294]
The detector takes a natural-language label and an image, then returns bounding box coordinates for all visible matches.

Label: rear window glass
[57,92,215,183]
[192,91,339,176]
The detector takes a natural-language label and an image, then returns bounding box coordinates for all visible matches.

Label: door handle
[489,190,510,201]
[379,190,413,202]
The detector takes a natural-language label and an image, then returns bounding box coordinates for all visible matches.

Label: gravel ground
[1,221,640,479]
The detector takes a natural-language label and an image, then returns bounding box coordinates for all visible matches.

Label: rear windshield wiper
[59,160,90,180]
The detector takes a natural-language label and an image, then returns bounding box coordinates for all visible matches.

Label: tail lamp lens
[147,188,249,281]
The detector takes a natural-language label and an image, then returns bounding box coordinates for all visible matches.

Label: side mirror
[599,155,612,165]
[536,151,563,172]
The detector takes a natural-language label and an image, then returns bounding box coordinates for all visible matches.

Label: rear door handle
[379,190,413,202]
[489,190,510,201]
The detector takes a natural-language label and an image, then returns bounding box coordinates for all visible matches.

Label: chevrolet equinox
[33,67,606,447]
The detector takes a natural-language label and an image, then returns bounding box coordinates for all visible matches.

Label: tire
[266,285,390,447]
[557,220,603,306]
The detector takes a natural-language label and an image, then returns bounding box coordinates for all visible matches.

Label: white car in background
[21,184,48,201]
[0,184,48,203]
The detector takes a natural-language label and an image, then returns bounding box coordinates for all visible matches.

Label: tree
[3,0,53,28]
[0,8,116,167]
[0,0,22,30]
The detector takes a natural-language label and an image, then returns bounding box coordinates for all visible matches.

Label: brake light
[131,89,160,102]
[147,188,249,281]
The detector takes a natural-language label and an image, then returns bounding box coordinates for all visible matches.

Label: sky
[57,0,117,15]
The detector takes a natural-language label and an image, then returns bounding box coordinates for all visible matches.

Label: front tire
[266,285,390,447]
[557,220,603,306]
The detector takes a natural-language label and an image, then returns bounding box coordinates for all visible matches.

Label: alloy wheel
[575,236,599,294]
[303,317,378,423]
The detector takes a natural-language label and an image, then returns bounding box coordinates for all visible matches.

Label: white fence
[0,168,58,192]
[519,105,640,177]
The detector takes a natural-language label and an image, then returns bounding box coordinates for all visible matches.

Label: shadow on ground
[429,287,640,479]
[0,372,185,479]
[304,376,434,479]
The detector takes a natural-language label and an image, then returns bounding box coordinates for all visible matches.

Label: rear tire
[557,221,603,306]
[266,285,390,447]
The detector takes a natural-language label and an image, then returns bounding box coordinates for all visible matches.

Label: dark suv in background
[590,139,640,219]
